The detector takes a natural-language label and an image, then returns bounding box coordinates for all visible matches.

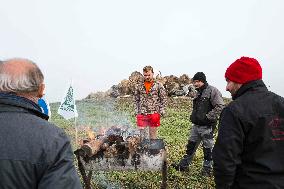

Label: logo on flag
[57,85,78,120]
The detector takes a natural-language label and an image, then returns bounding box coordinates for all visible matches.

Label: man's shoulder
[42,119,64,133]
[32,118,70,157]
[225,95,250,116]
[153,80,164,88]
[26,114,67,140]
[207,85,220,92]
[206,85,222,97]
[41,119,66,137]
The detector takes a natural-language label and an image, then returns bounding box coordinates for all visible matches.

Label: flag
[57,85,78,120]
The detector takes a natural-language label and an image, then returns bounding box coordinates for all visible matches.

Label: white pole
[71,79,78,148]
[75,117,78,148]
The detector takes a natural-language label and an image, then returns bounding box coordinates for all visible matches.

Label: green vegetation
[50,96,227,189]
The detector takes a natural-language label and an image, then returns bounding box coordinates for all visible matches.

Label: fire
[86,128,96,141]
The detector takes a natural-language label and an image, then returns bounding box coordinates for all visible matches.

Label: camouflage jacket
[134,80,167,115]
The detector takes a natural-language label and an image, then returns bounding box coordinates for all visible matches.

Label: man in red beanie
[213,57,284,188]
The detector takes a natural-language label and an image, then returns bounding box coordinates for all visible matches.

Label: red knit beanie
[225,57,262,84]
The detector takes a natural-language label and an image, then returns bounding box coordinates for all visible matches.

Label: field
[50,96,227,189]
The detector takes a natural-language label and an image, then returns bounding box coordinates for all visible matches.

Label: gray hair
[0,59,44,93]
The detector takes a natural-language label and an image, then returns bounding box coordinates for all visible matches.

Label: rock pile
[105,71,195,98]
[85,71,197,99]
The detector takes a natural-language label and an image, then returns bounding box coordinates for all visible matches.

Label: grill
[74,126,168,189]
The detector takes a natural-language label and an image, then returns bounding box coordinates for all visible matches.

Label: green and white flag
[57,85,78,120]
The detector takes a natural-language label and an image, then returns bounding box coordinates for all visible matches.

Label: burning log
[81,139,105,157]
[76,137,166,171]
[74,126,168,189]
[104,144,118,158]
[79,134,129,158]
[126,136,141,156]
[107,134,124,144]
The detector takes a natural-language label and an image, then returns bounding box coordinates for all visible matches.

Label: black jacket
[0,93,82,189]
[213,80,284,189]
[190,83,224,126]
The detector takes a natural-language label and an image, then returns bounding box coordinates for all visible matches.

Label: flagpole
[73,78,78,148]
[75,117,78,148]
[57,81,79,148]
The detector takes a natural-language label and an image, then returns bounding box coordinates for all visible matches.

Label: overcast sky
[1,0,283,102]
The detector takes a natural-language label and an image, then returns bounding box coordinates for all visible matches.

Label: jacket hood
[0,92,49,120]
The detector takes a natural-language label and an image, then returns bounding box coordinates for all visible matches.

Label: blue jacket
[0,93,82,189]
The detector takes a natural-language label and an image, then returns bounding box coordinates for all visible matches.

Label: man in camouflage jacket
[134,66,167,139]
[173,72,225,176]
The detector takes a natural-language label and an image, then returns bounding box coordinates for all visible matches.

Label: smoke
[76,98,133,188]
[75,98,136,139]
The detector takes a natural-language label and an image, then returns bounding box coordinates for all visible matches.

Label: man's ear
[37,83,45,98]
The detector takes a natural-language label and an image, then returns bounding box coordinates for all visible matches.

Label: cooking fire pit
[74,126,168,189]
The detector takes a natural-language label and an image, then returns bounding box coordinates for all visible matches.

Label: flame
[86,128,96,140]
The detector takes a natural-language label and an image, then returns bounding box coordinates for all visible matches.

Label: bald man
[0,59,82,189]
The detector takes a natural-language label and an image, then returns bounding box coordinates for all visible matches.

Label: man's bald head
[0,58,44,94]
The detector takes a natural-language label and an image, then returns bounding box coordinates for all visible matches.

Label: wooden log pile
[75,126,166,171]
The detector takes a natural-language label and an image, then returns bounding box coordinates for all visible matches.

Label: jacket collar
[0,92,49,120]
[140,79,157,88]
[233,80,268,100]
[197,82,208,94]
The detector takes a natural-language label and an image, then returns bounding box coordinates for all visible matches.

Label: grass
[50,96,219,189]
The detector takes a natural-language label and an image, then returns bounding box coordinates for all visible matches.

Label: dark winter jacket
[213,80,284,189]
[0,92,82,189]
[190,83,224,126]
